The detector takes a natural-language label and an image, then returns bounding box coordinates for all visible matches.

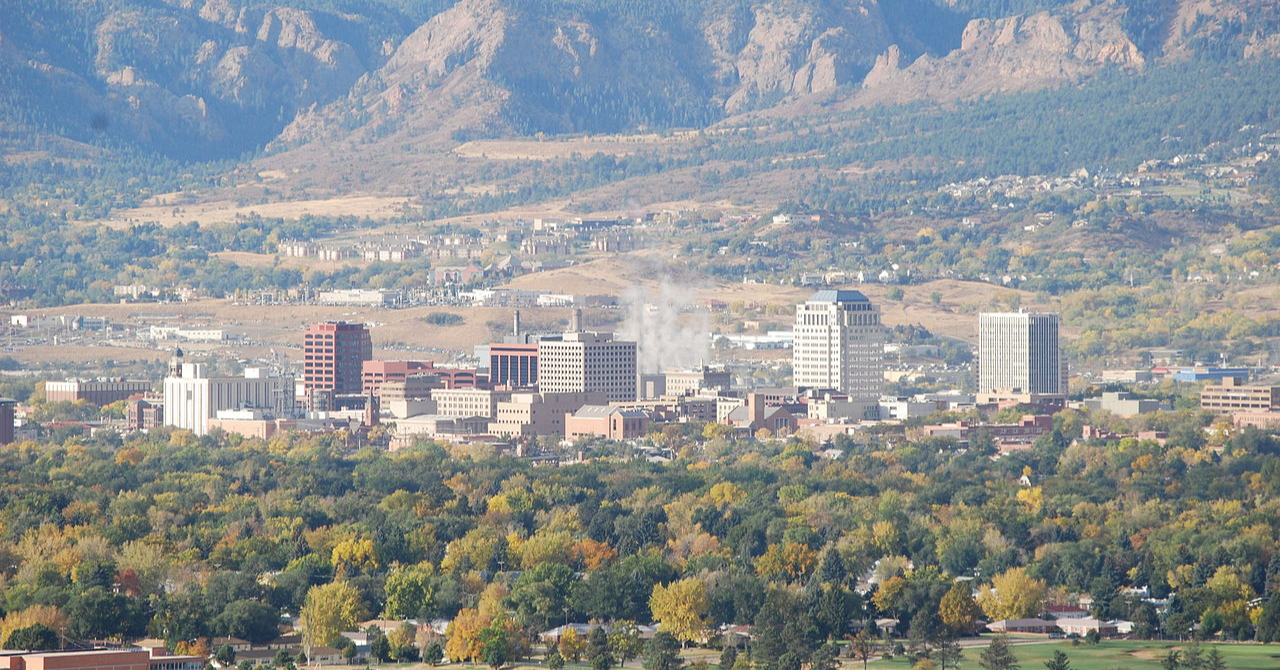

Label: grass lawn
[864,640,1280,670]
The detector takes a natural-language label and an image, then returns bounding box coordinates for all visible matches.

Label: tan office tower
[792,290,885,398]
[538,332,637,402]
[978,312,1067,396]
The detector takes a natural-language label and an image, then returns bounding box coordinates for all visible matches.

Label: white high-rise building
[792,290,885,398]
[978,312,1067,396]
[538,332,637,402]
[164,363,294,435]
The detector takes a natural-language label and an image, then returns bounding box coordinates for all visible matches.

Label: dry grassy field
[96,194,417,228]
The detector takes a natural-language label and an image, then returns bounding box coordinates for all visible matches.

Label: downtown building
[977,311,1068,400]
[537,331,638,402]
[163,363,294,436]
[791,290,885,399]
[303,321,373,410]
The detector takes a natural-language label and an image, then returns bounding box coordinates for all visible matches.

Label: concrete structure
[537,332,637,402]
[1200,376,1280,413]
[362,360,437,396]
[490,391,605,436]
[163,364,294,436]
[489,343,539,388]
[978,312,1067,397]
[921,415,1053,450]
[207,409,298,439]
[565,405,650,440]
[379,375,445,401]
[663,367,733,396]
[0,650,203,670]
[986,618,1059,635]
[303,322,373,396]
[432,388,509,419]
[44,380,153,406]
[126,394,164,431]
[807,396,881,421]
[792,290,884,398]
[395,414,491,439]
[1173,366,1249,382]
[0,398,14,444]
[316,289,399,306]
[1082,391,1162,417]
[1232,411,1280,429]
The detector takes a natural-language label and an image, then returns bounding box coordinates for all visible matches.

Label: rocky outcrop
[858,0,1145,104]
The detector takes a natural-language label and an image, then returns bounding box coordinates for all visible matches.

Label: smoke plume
[618,280,710,374]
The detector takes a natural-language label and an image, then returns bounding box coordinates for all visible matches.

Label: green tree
[719,645,737,670]
[5,623,60,651]
[547,649,565,670]
[977,637,1018,670]
[589,626,615,670]
[610,621,643,667]
[384,562,438,620]
[809,644,840,670]
[479,624,512,670]
[1044,650,1071,670]
[213,600,281,644]
[643,632,682,670]
[425,642,445,666]
[214,645,237,667]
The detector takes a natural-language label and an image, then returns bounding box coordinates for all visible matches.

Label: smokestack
[571,308,583,333]
[513,309,522,339]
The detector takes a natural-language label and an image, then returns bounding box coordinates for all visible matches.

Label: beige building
[164,364,294,436]
[1200,376,1280,413]
[45,379,153,405]
[538,332,637,402]
[490,391,606,436]
[432,388,510,419]
[792,290,885,398]
[978,312,1067,397]
[565,405,651,440]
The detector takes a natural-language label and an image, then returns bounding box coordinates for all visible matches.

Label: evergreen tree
[1044,650,1070,670]
[643,632,682,670]
[978,636,1018,670]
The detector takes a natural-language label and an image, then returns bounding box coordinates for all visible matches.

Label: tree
[547,649,565,670]
[978,568,1048,621]
[935,638,963,670]
[643,632,682,670]
[213,600,281,644]
[610,621,643,667]
[977,636,1019,670]
[300,581,367,657]
[849,631,876,670]
[938,583,983,636]
[589,626,615,670]
[650,578,711,646]
[1205,648,1226,670]
[370,628,392,663]
[214,645,237,667]
[809,644,840,670]
[341,641,358,665]
[1044,650,1071,670]
[1258,592,1280,642]
[384,562,438,620]
[273,650,293,668]
[447,609,489,664]
[424,641,445,666]
[5,623,60,651]
[719,645,737,670]
[479,624,512,670]
[560,628,588,662]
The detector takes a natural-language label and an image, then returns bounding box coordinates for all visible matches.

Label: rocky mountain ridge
[1,0,1277,166]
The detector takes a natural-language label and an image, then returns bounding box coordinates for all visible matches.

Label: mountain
[1,0,1278,191]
